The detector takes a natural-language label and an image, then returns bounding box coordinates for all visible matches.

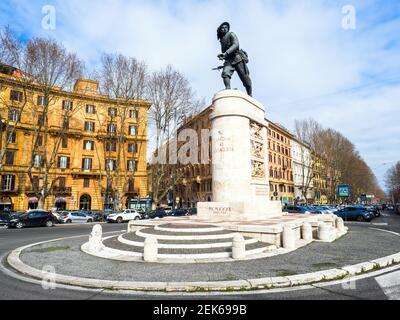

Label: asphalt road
[0,211,399,300]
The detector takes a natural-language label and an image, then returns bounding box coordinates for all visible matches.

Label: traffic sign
[338,185,350,197]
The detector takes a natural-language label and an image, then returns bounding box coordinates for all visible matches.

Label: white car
[106,209,141,223]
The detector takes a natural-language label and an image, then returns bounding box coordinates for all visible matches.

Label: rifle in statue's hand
[212,66,224,71]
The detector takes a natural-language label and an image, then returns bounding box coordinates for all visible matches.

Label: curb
[5,235,400,292]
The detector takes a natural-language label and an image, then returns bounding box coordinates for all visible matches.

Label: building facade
[291,138,314,203]
[0,64,149,211]
[152,106,299,207]
[266,121,295,205]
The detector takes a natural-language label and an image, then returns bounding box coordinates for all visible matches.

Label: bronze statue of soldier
[216,22,252,96]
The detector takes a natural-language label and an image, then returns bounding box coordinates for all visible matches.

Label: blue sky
[1,0,399,191]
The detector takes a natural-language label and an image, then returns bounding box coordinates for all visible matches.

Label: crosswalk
[375,270,400,300]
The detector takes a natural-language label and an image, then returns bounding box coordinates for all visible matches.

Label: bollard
[301,223,313,241]
[282,226,295,249]
[143,236,158,262]
[336,217,345,232]
[232,234,246,259]
[88,224,103,252]
[318,223,332,241]
[127,220,135,233]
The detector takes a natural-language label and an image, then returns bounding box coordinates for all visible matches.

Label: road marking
[372,223,388,226]
[375,270,400,300]
[369,228,400,237]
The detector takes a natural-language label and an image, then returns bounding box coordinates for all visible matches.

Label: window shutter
[11,175,15,190]
[67,157,70,168]
[82,158,85,169]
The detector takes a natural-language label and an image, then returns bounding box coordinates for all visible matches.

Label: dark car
[334,207,374,222]
[0,213,11,226]
[89,210,105,222]
[284,205,312,214]
[169,208,189,217]
[7,210,58,229]
[187,208,197,216]
[143,209,167,219]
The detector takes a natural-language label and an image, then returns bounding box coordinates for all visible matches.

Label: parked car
[89,210,105,222]
[106,209,141,223]
[334,206,374,222]
[7,210,57,229]
[187,208,197,216]
[58,211,94,224]
[284,205,312,214]
[0,213,11,226]
[143,209,167,219]
[364,205,381,217]
[169,208,189,217]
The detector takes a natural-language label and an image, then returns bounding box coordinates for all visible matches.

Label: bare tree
[147,65,203,207]
[385,161,400,203]
[1,30,84,208]
[95,53,148,210]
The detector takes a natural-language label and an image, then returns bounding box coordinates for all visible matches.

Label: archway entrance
[79,194,91,211]
[28,197,38,210]
[55,197,67,211]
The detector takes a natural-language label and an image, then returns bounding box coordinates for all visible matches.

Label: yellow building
[266,121,295,205]
[311,154,328,204]
[0,64,149,211]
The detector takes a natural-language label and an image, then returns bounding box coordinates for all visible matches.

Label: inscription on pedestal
[216,130,234,153]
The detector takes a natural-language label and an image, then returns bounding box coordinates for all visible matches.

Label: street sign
[338,185,350,197]
[273,191,278,197]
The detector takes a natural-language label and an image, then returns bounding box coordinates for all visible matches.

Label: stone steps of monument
[154,223,223,233]
[102,236,269,259]
[136,227,236,241]
[119,233,258,249]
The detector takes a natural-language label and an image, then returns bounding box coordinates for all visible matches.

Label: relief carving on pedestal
[250,121,263,140]
[251,160,265,178]
[251,140,264,159]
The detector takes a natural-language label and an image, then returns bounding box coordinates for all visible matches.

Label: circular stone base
[5,225,400,292]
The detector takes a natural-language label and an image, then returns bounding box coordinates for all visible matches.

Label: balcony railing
[53,187,72,194]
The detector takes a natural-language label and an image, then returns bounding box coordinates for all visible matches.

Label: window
[1,175,15,191]
[62,137,68,148]
[37,135,43,147]
[5,151,14,165]
[107,123,116,134]
[8,109,19,121]
[105,141,117,152]
[129,110,138,118]
[85,104,96,114]
[108,107,117,117]
[33,154,42,168]
[83,178,90,188]
[128,179,134,192]
[127,160,136,172]
[59,177,66,188]
[37,113,44,126]
[37,96,47,106]
[6,129,16,144]
[58,156,70,169]
[128,125,137,136]
[83,140,95,151]
[62,118,69,130]
[62,100,73,111]
[128,143,137,153]
[106,159,117,171]
[10,90,23,102]
[32,176,39,189]
[82,158,92,171]
[84,121,95,132]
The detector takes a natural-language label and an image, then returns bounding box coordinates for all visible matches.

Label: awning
[55,197,66,203]
[28,197,38,203]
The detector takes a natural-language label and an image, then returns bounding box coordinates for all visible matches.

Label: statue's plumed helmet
[217,22,230,39]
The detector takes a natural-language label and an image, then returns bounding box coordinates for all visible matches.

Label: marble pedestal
[197,90,282,220]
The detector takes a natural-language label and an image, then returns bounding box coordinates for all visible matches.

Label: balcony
[53,187,72,195]
[71,168,102,177]
[0,187,21,194]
